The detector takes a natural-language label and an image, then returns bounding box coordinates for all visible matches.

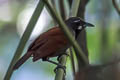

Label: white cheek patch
[78,26,82,30]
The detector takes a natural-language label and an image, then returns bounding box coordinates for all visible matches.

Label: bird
[13,17,94,70]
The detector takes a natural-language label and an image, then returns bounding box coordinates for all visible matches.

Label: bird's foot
[42,58,66,75]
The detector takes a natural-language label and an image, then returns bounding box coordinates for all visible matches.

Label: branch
[54,53,67,80]
[55,1,67,79]
[76,0,89,68]
[69,0,81,76]
[70,0,81,17]
[112,0,120,15]
[69,47,76,76]
[4,1,44,80]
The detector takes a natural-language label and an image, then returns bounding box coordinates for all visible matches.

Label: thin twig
[4,1,44,80]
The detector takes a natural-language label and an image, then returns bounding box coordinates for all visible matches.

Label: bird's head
[65,17,94,38]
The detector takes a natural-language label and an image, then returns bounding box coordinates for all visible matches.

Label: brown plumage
[13,17,94,70]
[30,27,69,61]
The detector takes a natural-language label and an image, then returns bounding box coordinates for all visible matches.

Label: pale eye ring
[78,26,82,30]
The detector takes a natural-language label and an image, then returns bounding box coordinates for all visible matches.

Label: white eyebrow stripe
[74,20,80,22]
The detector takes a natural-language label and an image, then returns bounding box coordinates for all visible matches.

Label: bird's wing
[33,34,68,61]
[28,27,60,50]
[27,27,68,61]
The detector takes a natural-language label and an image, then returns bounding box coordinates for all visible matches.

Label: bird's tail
[13,52,33,70]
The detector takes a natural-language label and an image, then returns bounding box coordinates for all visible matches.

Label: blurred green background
[0,0,119,80]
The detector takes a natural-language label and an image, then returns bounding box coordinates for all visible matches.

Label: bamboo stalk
[4,1,44,80]
[69,0,81,76]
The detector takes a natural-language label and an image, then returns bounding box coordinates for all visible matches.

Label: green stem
[55,54,67,80]
[69,0,81,76]
[70,0,81,17]
[69,47,76,76]
[4,1,44,80]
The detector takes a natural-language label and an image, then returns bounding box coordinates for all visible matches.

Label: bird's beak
[84,22,94,27]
